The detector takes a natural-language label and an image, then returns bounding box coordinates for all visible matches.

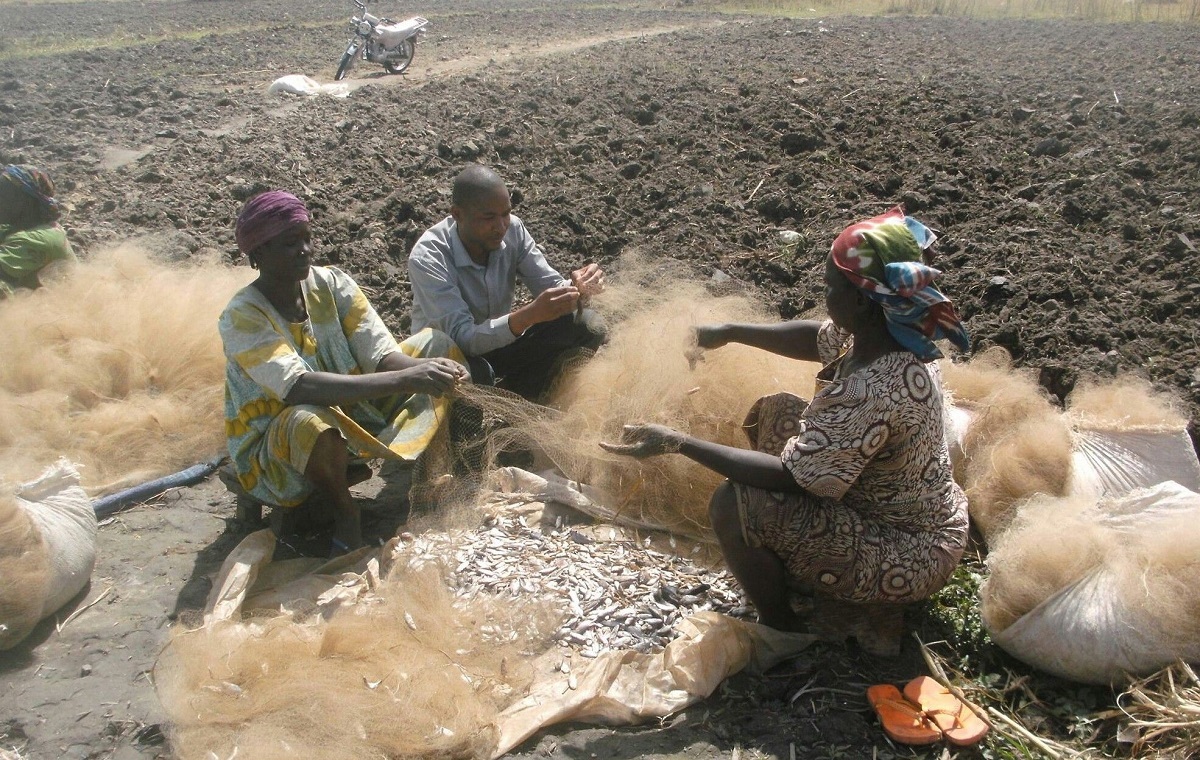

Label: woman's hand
[694,324,730,350]
[599,423,684,459]
[395,357,469,396]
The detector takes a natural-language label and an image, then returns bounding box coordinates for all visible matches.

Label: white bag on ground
[267,74,350,98]
[981,481,1200,685]
[0,460,97,649]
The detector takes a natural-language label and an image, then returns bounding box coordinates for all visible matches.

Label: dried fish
[390,507,752,655]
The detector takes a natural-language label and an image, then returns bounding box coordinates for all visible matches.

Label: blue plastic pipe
[92,455,225,518]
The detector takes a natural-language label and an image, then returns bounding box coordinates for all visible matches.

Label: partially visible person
[220,191,469,554]
[0,164,76,298]
[408,164,605,402]
[602,206,970,655]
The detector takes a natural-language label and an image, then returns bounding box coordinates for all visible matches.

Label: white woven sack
[0,460,96,648]
[987,481,1200,685]
[267,75,350,99]
[19,460,98,616]
[1069,427,1200,499]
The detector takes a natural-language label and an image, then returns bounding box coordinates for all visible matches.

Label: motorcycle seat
[376,16,428,47]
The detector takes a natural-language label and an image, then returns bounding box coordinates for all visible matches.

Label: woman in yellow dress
[219,191,468,553]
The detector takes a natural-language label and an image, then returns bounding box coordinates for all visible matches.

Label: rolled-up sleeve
[408,250,517,356]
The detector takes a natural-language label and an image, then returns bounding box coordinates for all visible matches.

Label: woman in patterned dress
[602,207,970,652]
[219,191,469,553]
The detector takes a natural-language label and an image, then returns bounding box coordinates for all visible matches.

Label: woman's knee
[708,481,741,535]
[403,328,461,361]
[305,428,348,481]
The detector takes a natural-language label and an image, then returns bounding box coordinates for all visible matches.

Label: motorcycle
[334,0,429,81]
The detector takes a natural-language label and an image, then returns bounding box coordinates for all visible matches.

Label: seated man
[0,165,77,298]
[407,164,605,402]
[220,190,468,555]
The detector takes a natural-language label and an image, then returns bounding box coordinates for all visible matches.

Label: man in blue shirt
[408,165,605,401]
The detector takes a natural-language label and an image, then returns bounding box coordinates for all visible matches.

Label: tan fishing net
[434,254,821,536]
[154,255,829,758]
[0,244,246,494]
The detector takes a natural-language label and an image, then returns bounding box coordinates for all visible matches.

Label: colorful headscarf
[1,164,61,221]
[830,205,969,361]
[234,190,310,255]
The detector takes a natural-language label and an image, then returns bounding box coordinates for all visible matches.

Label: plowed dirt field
[1,1,1198,758]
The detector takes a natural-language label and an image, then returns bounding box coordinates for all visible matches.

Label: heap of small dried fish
[396,512,751,657]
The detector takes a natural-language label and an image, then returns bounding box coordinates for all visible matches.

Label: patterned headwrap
[234,190,310,255]
[830,205,969,361]
[1,164,61,221]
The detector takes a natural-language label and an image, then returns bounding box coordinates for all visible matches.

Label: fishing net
[425,253,821,537]
[938,348,1074,539]
[0,244,246,494]
[155,254,830,758]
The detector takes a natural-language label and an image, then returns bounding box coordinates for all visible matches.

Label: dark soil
[2,1,1199,758]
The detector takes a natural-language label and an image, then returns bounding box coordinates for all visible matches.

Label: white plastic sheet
[1069,428,1200,499]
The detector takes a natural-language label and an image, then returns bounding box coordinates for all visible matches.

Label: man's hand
[510,285,580,335]
[570,263,605,298]
[599,423,684,459]
[394,357,469,396]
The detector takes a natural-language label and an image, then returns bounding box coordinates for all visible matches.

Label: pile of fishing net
[0,243,245,494]
[155,480,817,760]
[154,257,823,758]
[151,253,1200,759]
[0,244,245,648]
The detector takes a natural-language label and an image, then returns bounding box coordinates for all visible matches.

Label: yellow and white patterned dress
[219,265,462,507]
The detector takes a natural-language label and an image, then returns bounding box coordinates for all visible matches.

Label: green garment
[0,223,77,297]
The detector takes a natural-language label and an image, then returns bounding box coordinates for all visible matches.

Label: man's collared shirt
[408,214,568,356]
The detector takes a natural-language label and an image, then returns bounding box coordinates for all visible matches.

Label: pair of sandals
[868,675,989,747]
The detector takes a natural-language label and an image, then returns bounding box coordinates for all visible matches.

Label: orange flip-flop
[866,684,943,746]
[903,675,990,747]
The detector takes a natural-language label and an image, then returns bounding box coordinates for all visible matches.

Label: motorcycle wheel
[383,39,415,75]
[334,40,360,81]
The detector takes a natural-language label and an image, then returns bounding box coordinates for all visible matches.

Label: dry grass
[691,0,1200,23]
[1113,661,1200,759]
[0,19,340,61]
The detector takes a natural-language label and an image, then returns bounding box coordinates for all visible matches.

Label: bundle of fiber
[980,481,1200,685]
[1065,378,1200,499]
[0,460,96,649]
[938,349,1074,539]
[0,244,246,494]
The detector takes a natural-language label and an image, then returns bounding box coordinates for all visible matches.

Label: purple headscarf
[234,191,310,255]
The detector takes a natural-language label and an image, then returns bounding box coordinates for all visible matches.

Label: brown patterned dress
[733,322,968,604]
